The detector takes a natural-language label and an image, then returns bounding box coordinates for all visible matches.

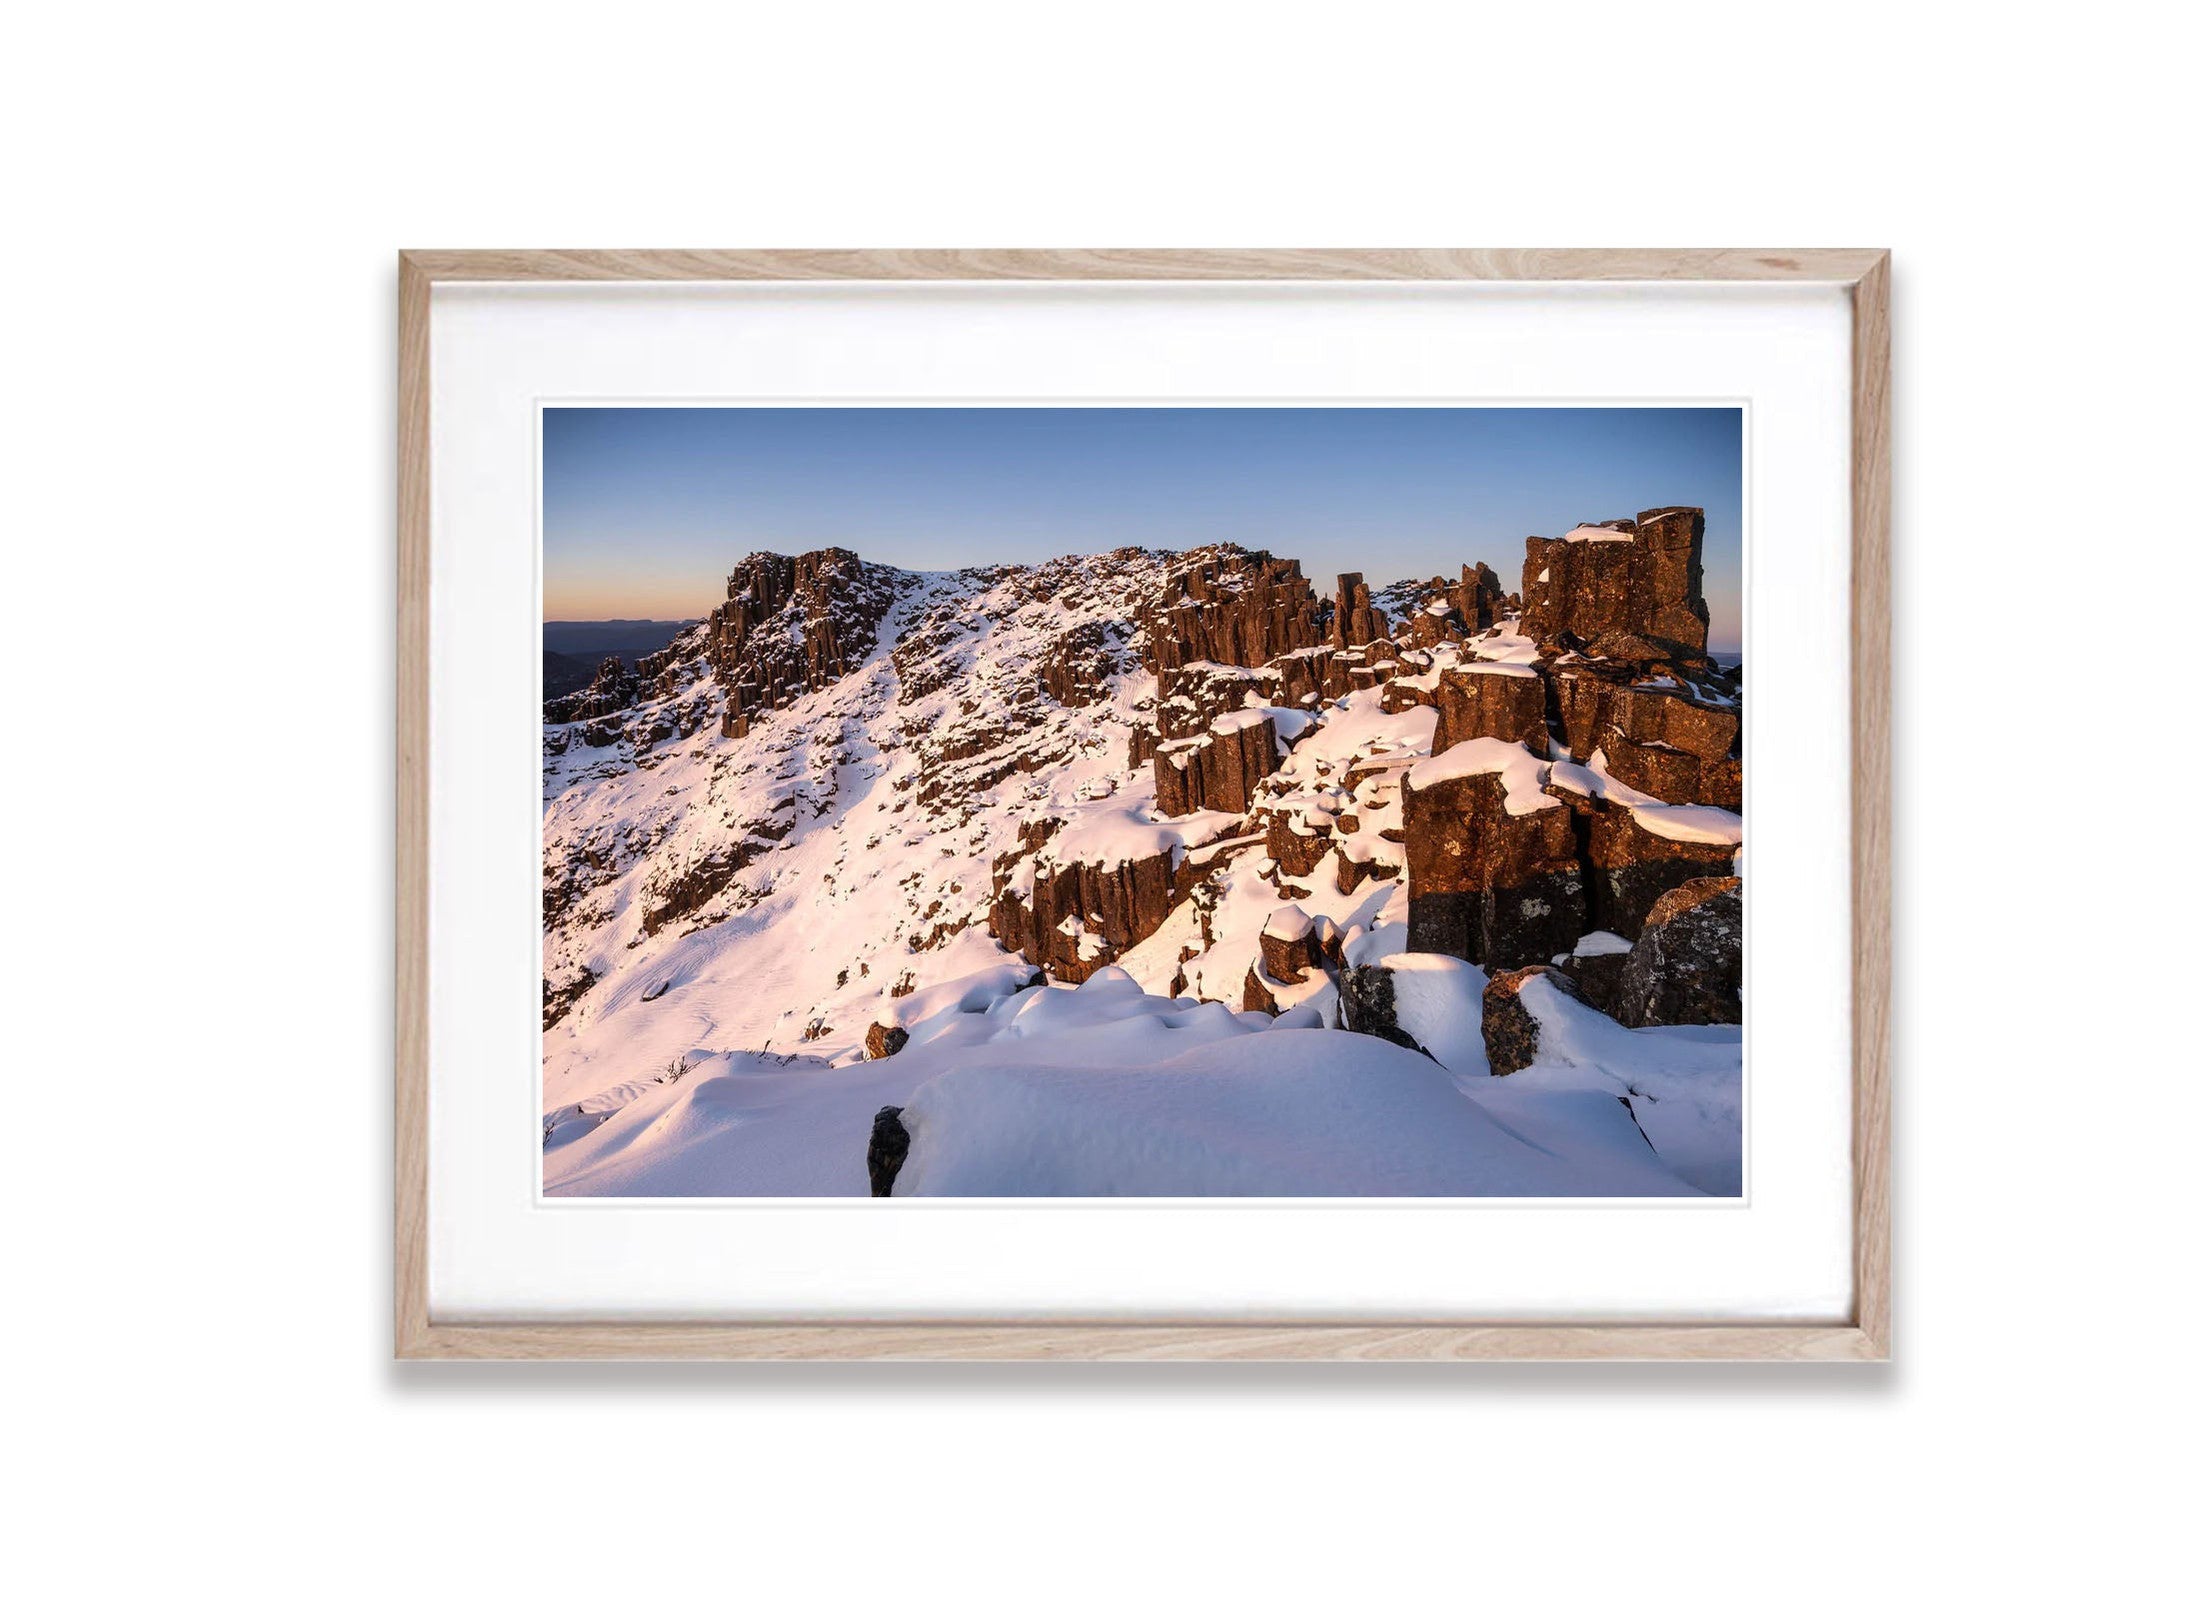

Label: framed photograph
[398,249,1889,1359]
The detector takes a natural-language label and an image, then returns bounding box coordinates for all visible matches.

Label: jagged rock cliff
[542,510,1741,1114]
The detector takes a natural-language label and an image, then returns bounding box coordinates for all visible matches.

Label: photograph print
[540,405,1744,1199]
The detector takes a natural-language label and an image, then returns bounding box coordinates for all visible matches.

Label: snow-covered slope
[542,524,1745,1198]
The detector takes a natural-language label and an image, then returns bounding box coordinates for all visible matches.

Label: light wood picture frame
[397,249,1890,1360]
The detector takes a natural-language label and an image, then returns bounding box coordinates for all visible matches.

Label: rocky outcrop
[1560,796,1739,940]
[1615,877,1742,1026]
[1402,758,1586,969]
[1552,669,1740,805]
[708,548,902,733]
[1433,665,1549,755]
[1140,548,1322,677]
[865,1022,909,1059]
[1154,711,1298,817]
[545,656,639,724]
[987,819,1187,984]
[1039,619,1125,708]
[1520,507,1709,659]
[1480,966,1579,1075]
[1332,572,1390,648]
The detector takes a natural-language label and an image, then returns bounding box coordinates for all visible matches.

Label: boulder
[1259,905,1320,984]
[1338,961,1419,1050]
[1615,877,1743,1027]
[1519,507,1709,659]
[867,1106,910,1197]
[1265,806,1334,878]
[865,1021,909,1059]
[1480,966,1579,1075]
[1433,665,1549,755]
[1550,930,1633,1016]
[1402,751,1586,969]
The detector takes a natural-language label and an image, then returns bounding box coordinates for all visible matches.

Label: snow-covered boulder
[1480,965,1576,1076]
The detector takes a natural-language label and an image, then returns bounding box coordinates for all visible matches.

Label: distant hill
[542,620,696,702]
[543,620,697,656]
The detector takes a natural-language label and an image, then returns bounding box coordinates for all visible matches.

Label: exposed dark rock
[1266,807,1334,878]
[1140,547,1322,676]
[1402,765,1586,968]
[1338,961,1419,1050]
[639,839,766,935]
[1602,733,1744,809]
[867,1107,910,1197]
[710,548,902,730]
[865,1021,909,1059]
[1154,712,1296,817]
[1552,936,1632,1016]
[1481,966,1579,1076]
[1040,619,1127,708]
[1520,507,1709,659]
[1615,877,1743,1027]
[546,656,640,725]
[542,966,598,1029]
[1332,572,1390,648]
[1559,795,1740,939]
[1434,666,1549,755]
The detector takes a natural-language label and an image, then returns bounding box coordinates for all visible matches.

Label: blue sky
[544,406,1743,648]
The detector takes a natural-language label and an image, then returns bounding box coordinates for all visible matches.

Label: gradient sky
[544,406,1743,648]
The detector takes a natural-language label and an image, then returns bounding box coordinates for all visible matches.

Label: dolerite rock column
[1433,666,1550,755]
[1243,906,1325,1015]
[1520,507,1710,658]
[1614,877,1743,1027]
[1559,798,1739,941]
[1332,572,1389,647]
[1401,758,1585,969]
[1154,713,1292,817]
[1140,549,1322,676]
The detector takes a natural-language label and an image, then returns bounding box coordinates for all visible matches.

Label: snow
[1492,972,1742,1195]
[1405,737,1559,815]
[1561,523,1636,543]
[1375,952,1488,1074]
[540,542,1743,1201]
[1572,930,1634,958]
[1547,753,1743,846]
[891,1028,1702,1198]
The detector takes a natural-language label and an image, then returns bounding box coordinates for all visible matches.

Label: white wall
[9,3,2185,1593]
